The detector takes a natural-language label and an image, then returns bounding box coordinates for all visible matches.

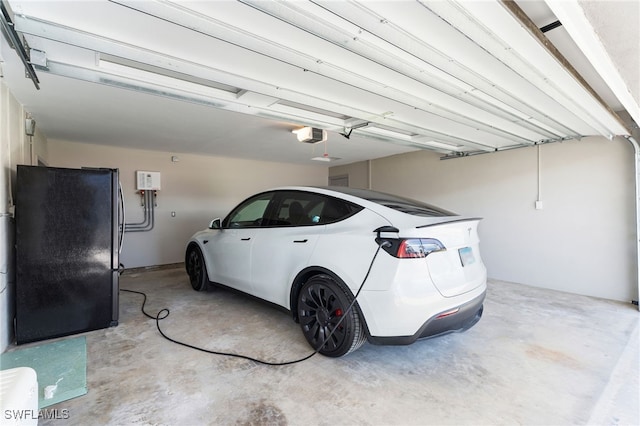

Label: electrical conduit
[125,191,155,232]
[625,135,640,310]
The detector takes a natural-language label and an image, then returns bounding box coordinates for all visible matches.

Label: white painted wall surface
[49,141,328,268]
[329,161,370,189]
[0,81,21,353]
[331,137,636,302]
[1,82,44,352]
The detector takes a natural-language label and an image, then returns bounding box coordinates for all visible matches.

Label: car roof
[266,186,460,226]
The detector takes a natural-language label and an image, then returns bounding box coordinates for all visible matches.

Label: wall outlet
[535,200,544,210]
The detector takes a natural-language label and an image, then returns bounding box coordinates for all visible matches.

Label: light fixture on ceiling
[98,57,239,100]
[311,139,340,162]
[277,100,351,120]
[361,126,414,141]
[99,54,241,94]
[43,59,233,110]
[411,137,464,152]
[272,103,349,128]
[311,154,340,162]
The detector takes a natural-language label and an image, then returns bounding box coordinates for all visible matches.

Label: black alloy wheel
[297,275,366,357]
[186,245,209,291]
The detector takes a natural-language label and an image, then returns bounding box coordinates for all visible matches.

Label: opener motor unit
[296,127,327,144]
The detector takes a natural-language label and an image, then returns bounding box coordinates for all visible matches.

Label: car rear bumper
[367,290,485,346]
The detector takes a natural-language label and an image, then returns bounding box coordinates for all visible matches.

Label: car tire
[297,274,366,357]
[185,244,209,292]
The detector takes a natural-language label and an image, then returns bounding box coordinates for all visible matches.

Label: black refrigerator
[15,165,121,344]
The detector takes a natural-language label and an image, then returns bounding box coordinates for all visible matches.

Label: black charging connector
[374,225,399,238]
[374,225,398,254]
[121,234,390,366]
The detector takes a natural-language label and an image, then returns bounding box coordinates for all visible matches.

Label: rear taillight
[436,308,460,319]
[380,238,445,258]
[398,239,424,258]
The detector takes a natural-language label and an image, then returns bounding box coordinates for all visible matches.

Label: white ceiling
[0,0,637,166]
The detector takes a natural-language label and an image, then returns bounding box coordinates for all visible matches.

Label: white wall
[1,81,48,352]
[48,141,328,268]
[330,161,370,189]
[330,137,636,302]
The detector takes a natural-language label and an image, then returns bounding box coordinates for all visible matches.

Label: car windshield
[324,187,457,217]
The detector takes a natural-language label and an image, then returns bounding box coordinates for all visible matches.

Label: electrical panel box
[136,171,161,190]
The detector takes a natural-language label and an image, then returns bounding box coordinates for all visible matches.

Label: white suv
[186,186,487,357]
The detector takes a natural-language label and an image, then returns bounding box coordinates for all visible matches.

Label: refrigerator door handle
[118,181,125,254]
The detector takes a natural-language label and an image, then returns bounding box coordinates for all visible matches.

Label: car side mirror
[209,218,222,229]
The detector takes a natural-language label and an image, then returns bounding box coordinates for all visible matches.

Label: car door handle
[293,239,308,243]
[241,237,251,241]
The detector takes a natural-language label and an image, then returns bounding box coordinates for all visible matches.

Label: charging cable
[121,240,388,366]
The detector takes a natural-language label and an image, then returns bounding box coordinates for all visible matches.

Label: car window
[225,192,274,228]
[318,197,362,223]
[266,191,362,226]
[326,187,456,217]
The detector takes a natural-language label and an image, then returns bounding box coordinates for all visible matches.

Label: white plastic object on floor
[0,367,38,426]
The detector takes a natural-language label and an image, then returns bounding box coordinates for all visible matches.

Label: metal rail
[0,2,39,89]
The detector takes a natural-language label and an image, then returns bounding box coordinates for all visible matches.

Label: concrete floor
[30,265,639,425]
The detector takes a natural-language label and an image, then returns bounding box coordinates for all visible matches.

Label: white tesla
[185,187,487,357]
